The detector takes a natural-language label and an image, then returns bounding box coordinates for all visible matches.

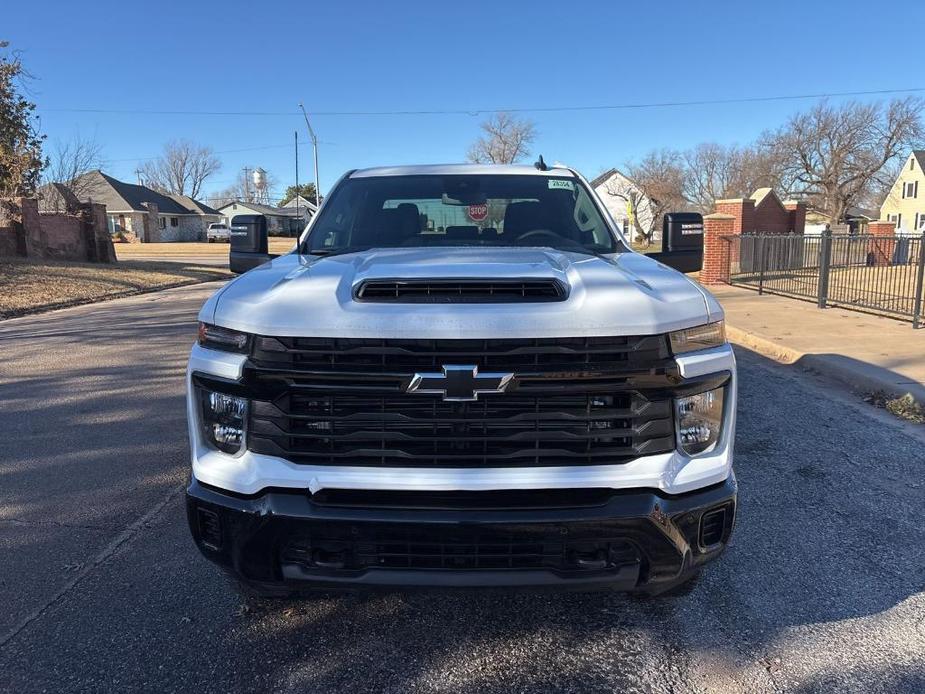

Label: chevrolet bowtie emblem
[406,365,514,402]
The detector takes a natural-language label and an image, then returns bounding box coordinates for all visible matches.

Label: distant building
[879,150,925,234]
[217,200,310,236]
[804,206,875,235]
[589,169,657,241]
[279,194,318,215]
[65,170,221,241]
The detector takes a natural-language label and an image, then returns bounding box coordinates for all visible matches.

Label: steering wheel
[514,229,563,244]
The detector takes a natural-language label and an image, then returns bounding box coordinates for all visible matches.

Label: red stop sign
[467,204,488,223]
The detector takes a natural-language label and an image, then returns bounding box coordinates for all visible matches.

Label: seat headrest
[364,203,420,245]
[503,201,548,236]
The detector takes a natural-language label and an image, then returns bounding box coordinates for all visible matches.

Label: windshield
[301,174,623,256]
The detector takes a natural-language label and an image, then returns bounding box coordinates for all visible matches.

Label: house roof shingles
[73,170,219,216]
[217,200,308,217]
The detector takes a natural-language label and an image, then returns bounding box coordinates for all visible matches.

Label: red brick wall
[38,213,86,260]
[701,214,736,284]
[783,201,806,234]
[753,195,791,234]
[867,220,896,266]
[715,199,755,234]
[0,196,114,262]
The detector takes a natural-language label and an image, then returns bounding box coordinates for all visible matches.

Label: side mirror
[647,212,703,273]
[229,214,278,274]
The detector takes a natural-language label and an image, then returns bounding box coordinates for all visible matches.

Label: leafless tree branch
[139,139,221,199]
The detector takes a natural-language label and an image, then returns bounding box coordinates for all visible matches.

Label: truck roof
[349,163,576,178]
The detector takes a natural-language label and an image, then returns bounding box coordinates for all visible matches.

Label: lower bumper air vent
[196,507,222,550]
[699,505,733,548]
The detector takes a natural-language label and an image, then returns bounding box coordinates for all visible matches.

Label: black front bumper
[186,475,736,593]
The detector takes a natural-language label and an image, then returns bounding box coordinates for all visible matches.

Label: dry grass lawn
[0,256,231,319]
[115,239,297,258]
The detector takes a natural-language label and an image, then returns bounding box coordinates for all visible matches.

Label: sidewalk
[708,284,925,405]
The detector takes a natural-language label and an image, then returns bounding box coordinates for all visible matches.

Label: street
[1,284,923,694]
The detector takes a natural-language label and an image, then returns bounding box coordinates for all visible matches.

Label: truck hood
[202,247,720,338]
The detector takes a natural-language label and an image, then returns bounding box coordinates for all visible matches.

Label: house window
[159,217,166,229]
[911,158,916,170]
[170,217,178,227]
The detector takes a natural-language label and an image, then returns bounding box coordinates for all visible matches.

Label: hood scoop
[354,278,569,303]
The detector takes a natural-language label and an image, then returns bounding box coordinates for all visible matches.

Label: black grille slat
[355,278,567,303]
[281,525,640,573]
[245,335,676,468]
[252,335,668,374]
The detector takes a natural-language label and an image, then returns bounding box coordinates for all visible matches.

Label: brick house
[68,170,221,242]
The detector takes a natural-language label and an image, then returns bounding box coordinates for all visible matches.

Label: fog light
[676,387,724,455]
[199,388,248,454]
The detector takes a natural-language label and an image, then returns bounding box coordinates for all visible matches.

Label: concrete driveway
[0,285,923,693]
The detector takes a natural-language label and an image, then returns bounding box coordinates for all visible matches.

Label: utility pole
[294,130,299,237]
[298,102,320,208]
[242,166,251,202]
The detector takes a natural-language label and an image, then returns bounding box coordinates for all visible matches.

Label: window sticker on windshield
[548,179,574,190]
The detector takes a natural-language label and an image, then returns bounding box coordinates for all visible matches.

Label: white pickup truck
[206,222,231,243]
[186,163,736,597]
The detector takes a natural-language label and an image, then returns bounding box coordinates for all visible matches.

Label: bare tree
[682,143,744,213]
[621,150,689,246]
[759,98,924,223]
[466,112,537,164]
[43,133,103,202]
[140,139,221,198]
[680,143,791,213]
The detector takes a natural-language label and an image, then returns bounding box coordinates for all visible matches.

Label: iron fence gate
[725,231,925,328]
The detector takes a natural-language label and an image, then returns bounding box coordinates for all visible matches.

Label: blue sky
[7,0,925,202]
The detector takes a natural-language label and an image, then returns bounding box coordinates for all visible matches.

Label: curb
[725,324,925,407]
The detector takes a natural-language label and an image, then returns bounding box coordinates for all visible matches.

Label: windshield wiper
[306,246,371,257]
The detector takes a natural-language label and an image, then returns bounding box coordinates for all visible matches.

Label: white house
[589,169,658,242]
[280,194,318,215]
[217,200,311,236]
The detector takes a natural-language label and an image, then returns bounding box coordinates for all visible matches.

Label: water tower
[252,167,269,205]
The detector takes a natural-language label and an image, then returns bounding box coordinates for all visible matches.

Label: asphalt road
[1,284,923,693]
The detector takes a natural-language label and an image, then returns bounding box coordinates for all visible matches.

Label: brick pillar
[783,201,806,234]
[701,213,737,284]
[867,220,896,266]
[141,202,160,242]
[715,198,756,234]
[19,197,45,257]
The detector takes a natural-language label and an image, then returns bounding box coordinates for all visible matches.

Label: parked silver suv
[186,163,736,597]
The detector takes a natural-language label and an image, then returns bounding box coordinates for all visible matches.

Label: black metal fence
[726,231,925,328]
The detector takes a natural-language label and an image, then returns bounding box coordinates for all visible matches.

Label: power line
[102,140,334,164]
[37,87,925,118]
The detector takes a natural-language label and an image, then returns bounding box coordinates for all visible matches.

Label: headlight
[197,322,249,352]
[669,321,725,355]
[675,387,725,456]
[199,388,248,454]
